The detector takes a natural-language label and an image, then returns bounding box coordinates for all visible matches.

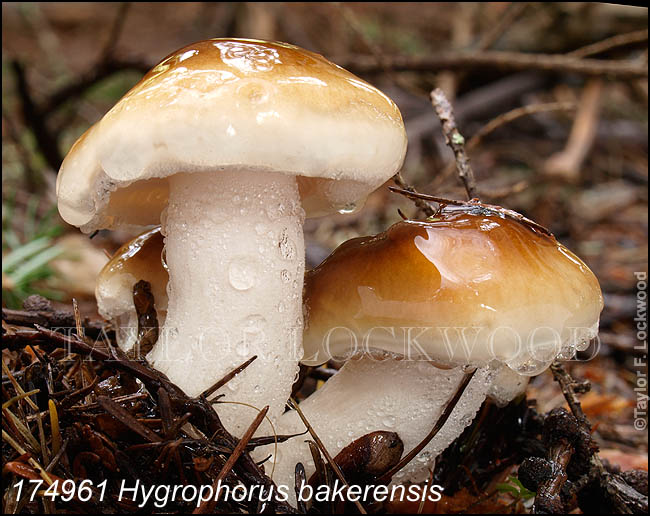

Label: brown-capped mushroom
[257,205,603,495]
[56,39,407,435]
[95,226,167,352]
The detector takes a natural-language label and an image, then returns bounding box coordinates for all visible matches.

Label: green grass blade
[1,236,52,273]
[11,245,65,286]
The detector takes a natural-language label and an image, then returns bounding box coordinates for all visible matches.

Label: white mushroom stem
[148,169,305,436]
[254,356,515,503]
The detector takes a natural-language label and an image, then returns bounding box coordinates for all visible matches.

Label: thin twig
[467,101,578,152]
[388,187,553,236]
[430,88,477,199]
[288,398,368,514]
[433,101,578,190]
[392,173,435,218]
[568,28,649,59]
[165,412,192,440]
[331,50,649,79]
[72,298,84,338]
[549,361,591,428]
[97,395,162,443]
[2,305,110,339]
[201,355,258,399]
[193,406,269,514]
[2,361,39,411]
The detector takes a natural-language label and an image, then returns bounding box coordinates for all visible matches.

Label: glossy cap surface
[56,39,407,232]
[302,207,603,375]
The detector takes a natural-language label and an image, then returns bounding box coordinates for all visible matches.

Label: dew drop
[382,415,396,428]
[506,357,552,376]
[227,380,238,392]
[337,202,357,214]
[228,257,257,291]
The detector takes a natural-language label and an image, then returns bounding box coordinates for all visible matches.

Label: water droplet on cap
[337,202,357,214]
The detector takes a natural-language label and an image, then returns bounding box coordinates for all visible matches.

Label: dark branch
[331,50,648,79]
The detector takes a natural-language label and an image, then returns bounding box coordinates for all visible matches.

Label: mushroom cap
[95,226,168,331]
[56,39,407,232]
[302,206,603,373]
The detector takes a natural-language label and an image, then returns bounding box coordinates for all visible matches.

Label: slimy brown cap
[56,39,407,232]
[302,207,603,374]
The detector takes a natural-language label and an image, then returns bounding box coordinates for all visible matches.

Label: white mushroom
[256,206,603,497]
[56,39,407,436]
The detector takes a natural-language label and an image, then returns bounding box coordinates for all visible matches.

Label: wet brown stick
[157,387,173,436]
[97,395,162,443]
[202,355,258,399]
[2,306,109,339]
[246,429,308,450]
[165,412,192,440]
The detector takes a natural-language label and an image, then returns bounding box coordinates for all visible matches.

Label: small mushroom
[95,226,167,352]
[56,39,407,435]
[256,205,603,495]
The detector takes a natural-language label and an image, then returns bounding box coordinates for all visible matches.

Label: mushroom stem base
[149,169,305,436]
[255,356,498,503]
